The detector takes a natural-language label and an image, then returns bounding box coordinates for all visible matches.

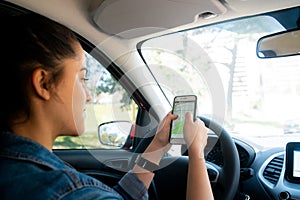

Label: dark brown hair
[0,13,79,131]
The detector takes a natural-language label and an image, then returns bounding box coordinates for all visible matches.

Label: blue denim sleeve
[114,171,148,200]
[61,186,123,200]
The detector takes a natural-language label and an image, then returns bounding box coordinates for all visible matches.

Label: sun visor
[91,0,227,38]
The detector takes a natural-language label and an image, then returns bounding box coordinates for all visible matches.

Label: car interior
[2,0,300,200]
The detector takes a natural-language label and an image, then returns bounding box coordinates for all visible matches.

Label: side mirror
[98,121,133,148]
[257,29,300,58]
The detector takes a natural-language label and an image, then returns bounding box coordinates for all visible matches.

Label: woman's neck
[11,118,55,152]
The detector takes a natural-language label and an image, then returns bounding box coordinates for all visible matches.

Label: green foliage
[85,52,132,109]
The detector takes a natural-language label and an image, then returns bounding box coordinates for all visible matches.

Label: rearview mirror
[257,29,300,58]
[98,121,133,148]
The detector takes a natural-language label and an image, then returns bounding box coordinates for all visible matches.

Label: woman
[0,13,213,199]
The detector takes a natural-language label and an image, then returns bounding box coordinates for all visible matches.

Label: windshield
[141,15,300,148]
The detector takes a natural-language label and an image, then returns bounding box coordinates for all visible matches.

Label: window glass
[141,15,300,147]
[53,52,138,149]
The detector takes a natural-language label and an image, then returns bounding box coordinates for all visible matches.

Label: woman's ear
[31,68,51,100]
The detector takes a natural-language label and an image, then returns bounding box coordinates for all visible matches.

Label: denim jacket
[0,132,148,200]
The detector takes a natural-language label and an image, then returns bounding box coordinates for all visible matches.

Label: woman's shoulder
[0,132,65,169]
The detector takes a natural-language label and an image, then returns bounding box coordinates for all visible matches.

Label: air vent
[263,155,284,185]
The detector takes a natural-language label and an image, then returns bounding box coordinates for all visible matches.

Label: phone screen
[170,95,197,144]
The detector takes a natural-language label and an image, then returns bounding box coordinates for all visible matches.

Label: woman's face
[54,43,91,136]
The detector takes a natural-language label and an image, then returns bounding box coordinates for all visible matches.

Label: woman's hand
[184,113,213,200]
[133,112,178,186]
[183,112,208,158]
[138,112,178,167]
[151,112,178,151]
[133,111,178,179]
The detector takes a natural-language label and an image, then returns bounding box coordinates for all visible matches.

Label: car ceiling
[2,0,300,120]
[6,0,300,42]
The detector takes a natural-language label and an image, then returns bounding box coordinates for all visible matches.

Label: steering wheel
[131,116,240,200]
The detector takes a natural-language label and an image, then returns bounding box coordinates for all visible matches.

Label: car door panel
[54,149,131,187]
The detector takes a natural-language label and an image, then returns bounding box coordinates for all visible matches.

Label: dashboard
[206,136,300,200]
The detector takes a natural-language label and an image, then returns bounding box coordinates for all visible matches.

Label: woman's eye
[81,77,89,83]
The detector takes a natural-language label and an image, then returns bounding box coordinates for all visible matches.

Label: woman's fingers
[184,112,208,155]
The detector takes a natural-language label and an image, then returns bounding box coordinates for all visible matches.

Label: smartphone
[169,95,197,144]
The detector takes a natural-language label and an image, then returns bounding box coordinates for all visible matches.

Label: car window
[141,15,300,148]
[53,52,138,149]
